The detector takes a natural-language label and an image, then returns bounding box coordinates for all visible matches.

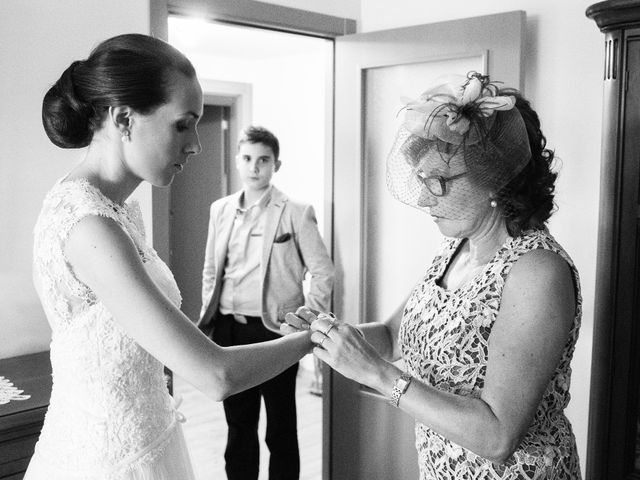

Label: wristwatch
[389,371,412,408]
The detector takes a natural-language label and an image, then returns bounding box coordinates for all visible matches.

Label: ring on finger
[319,336,327,347]
[319,312,337,325]
[322,323,335,336]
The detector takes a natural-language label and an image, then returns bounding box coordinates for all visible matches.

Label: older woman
[286,73,581,479]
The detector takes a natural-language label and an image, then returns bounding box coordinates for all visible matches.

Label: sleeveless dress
[26,178,195,480]
[399,229,582,479]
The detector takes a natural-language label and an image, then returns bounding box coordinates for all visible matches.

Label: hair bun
[42,60,94,148]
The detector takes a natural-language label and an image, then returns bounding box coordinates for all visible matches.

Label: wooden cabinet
[0,352,51,479]
[586,2,640,479]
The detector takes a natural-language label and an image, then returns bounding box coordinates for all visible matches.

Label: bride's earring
[490,198,498,208]
[120,118,132,143]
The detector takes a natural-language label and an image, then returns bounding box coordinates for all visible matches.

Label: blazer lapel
[261,187,287,281]
[216,193,241,275]
[200,193,241,326]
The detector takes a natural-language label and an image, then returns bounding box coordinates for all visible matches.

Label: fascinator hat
[386,72,532,218]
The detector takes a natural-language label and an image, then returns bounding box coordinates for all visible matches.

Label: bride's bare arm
[65,215,312,401]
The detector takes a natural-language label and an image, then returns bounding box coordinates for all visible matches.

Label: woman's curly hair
[496,90,558,236]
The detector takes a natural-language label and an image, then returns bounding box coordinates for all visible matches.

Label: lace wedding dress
[26,178,195,480]
[399,229,582,479]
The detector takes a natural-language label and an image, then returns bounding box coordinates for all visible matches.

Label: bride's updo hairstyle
[42,33,196,148]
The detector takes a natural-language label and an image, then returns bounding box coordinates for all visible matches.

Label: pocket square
[274,232,292,243]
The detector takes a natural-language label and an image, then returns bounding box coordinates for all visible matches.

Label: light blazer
[198,186,335,336]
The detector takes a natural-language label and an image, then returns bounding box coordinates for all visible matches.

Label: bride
[26,33,313,480]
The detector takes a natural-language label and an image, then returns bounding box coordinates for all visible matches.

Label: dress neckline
[433,235,514,294]
[57,176,134,214]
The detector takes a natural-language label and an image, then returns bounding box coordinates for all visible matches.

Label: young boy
[198,125,334,480]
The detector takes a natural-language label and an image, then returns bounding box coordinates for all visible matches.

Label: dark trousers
[213,313,300,480]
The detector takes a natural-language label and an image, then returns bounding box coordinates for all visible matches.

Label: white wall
[0,0,155,359]
[359,0,602,474]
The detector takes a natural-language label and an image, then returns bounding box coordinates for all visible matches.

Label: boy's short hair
[238,126,280,160]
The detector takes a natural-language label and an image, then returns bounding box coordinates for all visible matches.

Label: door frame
[166,0,356,38]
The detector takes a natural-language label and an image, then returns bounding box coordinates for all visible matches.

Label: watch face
[397,378,410,390]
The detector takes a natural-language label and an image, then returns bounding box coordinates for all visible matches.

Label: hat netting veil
[386,72,532,219]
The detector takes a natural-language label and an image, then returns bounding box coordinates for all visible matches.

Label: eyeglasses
[416,170,468,197]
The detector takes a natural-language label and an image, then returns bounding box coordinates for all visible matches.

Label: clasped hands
[280,306,339,347]
[280,306,382,386]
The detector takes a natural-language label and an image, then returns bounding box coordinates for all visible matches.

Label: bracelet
[389,371,412,408]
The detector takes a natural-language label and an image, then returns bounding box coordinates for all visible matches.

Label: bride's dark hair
[42,33,196,149]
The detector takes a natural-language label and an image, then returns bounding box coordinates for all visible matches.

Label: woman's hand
[280,306,320,335]
[309,315,387,389]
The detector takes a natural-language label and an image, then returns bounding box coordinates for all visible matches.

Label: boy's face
[235,141,281,192]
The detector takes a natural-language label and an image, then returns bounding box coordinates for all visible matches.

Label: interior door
[170,104,229,322]
[330,11,525,479]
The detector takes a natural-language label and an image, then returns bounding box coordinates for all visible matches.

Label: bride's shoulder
[44,178,114,217]
[36,178,122,244]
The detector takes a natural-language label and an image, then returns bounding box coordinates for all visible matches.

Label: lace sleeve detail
[127,199,146,240]
[33,179,128,326]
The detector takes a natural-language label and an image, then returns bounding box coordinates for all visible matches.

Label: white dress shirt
[218,187,272,318]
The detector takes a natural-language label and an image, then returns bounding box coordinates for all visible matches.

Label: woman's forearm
[165,319,312,402]
[221,331,313,398]
[356,323,398,361]
[366,361,517,464]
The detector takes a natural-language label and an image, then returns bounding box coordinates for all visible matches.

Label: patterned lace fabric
[28,178,191,480]
[399,229,582,480]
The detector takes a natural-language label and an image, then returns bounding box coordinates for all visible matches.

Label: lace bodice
[399,230,582,479]
[31,178,183,479]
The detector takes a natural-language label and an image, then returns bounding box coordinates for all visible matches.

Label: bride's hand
[280,306,320,335]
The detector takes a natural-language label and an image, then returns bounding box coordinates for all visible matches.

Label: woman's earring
[490,199,498,208]
[121,130,130,143]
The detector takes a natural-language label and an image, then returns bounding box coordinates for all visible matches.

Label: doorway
[167,16,333,480]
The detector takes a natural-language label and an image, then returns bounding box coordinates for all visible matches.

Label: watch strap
[389,371,412,408]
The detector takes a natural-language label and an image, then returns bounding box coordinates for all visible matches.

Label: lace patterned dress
[26,178,195,480]
[399,230,582,479]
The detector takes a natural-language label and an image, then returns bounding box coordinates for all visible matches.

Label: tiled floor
[174,354,322,480]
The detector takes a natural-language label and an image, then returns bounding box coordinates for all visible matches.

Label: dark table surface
[0,352,52,426]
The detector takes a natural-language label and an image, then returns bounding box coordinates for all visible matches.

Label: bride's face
[123,72,203,186]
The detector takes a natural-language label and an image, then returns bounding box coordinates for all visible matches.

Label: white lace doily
[0,376,31,405]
